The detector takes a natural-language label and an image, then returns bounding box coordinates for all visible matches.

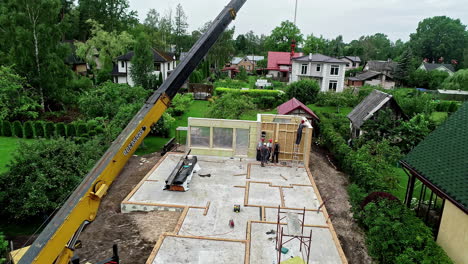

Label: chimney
[309,53,312,60]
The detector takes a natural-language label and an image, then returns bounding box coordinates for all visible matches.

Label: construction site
[114,114,347,264]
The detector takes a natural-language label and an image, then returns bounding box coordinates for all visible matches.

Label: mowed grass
[307,104,353,117]
[0,136,38,173]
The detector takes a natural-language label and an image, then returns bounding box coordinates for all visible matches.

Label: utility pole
[294,0,298,25]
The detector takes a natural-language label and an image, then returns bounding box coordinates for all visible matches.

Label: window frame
[301,64,308,75]
[330,65,339,75]
[154,62,161,71]
[316,64,321,72]
[120,61,124,68]
[328,80,338,92]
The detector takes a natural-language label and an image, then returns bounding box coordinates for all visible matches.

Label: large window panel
[213,127,233,149]
[235,128,249,155]
[190,126,210,147]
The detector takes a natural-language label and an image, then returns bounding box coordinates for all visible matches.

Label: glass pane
[235,129,249,155]
[213,127,233,149]
[190,126,210,147]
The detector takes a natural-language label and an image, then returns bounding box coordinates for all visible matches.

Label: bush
[361,200,452,264]
[169,93,194,116]
[34,121,45,138]
[286,79,320,104]
[150,112,175,137]
[215,87,285,109]
[208,93,256,119]
[315,89,359,107]
[2,121,12,137]
[0,138,105,221]
[214,79,250,89]
[441,69,468,91]
[23,121,34,138]
[76,122,88,137]
[67,123,76,138]
[44,122,55,138]
[56,123,67,137]
[447,102,458,113]
[12,121,23,138]
[0,232,7,264]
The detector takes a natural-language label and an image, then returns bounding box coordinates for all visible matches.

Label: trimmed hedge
[24,121,34,139]
[2,121,12,137]
[56,123,67,137]
[44,122,56,138]
[34,121,45,138]
[215,87,285,109]
[67,124,76,138]
[76,123,88,137]
[0,120,3,136]
[12,121,23,138]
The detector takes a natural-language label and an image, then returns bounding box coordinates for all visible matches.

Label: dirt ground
[75,152,181,264]
[309,147,373,264]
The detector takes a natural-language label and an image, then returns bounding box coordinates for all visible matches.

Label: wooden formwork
[260,122,312,164]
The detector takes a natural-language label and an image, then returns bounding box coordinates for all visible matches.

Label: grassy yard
[307,104,353,117]
[0,137,39,173]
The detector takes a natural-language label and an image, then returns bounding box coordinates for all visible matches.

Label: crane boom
[18,0,246,263]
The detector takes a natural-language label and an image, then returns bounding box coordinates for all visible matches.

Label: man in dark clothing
[256,138,264,161]
[260,143,269,167]
[272,140,280,163]
[296,120,305,145]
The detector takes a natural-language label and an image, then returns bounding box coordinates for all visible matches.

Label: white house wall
[291,62,345,92]
[115,60,177,87]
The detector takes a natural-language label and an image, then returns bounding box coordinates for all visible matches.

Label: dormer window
[121,61,124,68]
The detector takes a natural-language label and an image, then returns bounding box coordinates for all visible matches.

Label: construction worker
[267,139,273,161]
[296,120,305,145]
[256,138,264,161]
[272,140,280,163]
[260,143,269,167]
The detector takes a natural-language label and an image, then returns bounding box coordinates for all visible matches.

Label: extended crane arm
[17,1,246,263]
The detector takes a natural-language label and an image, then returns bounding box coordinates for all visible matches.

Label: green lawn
[392,166,409,200]
[307,104,353,117]
[0,137,38,173]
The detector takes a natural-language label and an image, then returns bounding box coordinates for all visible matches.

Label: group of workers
[256,138,280,167]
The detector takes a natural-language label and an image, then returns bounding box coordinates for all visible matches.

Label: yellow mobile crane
[14,1,246,263]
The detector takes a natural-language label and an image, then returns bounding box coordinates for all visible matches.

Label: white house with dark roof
[418,62,455,76]
[291,53,346,92]
[112,49,176,86]
[339,56,362,70]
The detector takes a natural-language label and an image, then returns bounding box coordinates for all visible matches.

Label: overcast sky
[128,0,468,42]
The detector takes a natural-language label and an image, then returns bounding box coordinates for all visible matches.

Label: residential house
[237,55,264,72]
[266,51,303,82]
[291,53,347,92]
[349,60,398,89]
[63,40,88,75]
[418,62,455,76]
[347,90,406,139]
[339,56,361,70]
[400,102,468,264]
[112,49,176,86]
[277,97,320,134]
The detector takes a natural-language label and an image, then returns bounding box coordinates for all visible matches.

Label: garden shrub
[150,112,175,137]
[286,79,320,104]
[169,93,194,116]
[447,102,458,113]
[215,87,285,109]
[208,93,255,119]
[360,191,398,209]
[0,232,7,264]
[34,121,45,138]
[315,89,359,107]
[44,122,56,138]
[67,123,76,138]
[214,79,249,89]
[2,121,12,137]
[12,121,23,138]
[56,123,67,137]
[24,121,34,138]
[76,123,88,137]
[361,200,452,264]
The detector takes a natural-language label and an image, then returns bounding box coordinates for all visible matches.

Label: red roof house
[277,98,320,121]
[266,51,303,81]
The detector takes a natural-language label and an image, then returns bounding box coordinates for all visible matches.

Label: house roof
[277,98,320,121]
[231,57,243,65]
[348,71,382,81]
[267,52,303,70]
[292,54,346,64]
[364,60,397,76]
[347,90,394,128]
[421,62,455,73]
[221,66,240,72]
[401,102,468,213]
[245,55,264,62]
[339,56,362,63]
[116,49,176,62]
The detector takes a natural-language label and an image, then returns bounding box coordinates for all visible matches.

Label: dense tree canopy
[410,16,467,67]
[264,21,303,52]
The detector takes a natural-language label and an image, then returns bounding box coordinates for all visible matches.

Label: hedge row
[0,120,103,139]
[317,114,453,264]
[215,87,286,109]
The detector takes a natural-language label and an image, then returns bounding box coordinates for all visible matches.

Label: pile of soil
[75,153,181,263]
[309,147,373,264]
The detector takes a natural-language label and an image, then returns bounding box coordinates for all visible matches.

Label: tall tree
[264,21,303,52]
[144,8,160,30]
[131,33,157,90]
[198,21,235,68]
[174,3,188,54]
[303,34,328,55]
[394,49,413,86]
[410,16,467,67]
[0,0,72,110]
